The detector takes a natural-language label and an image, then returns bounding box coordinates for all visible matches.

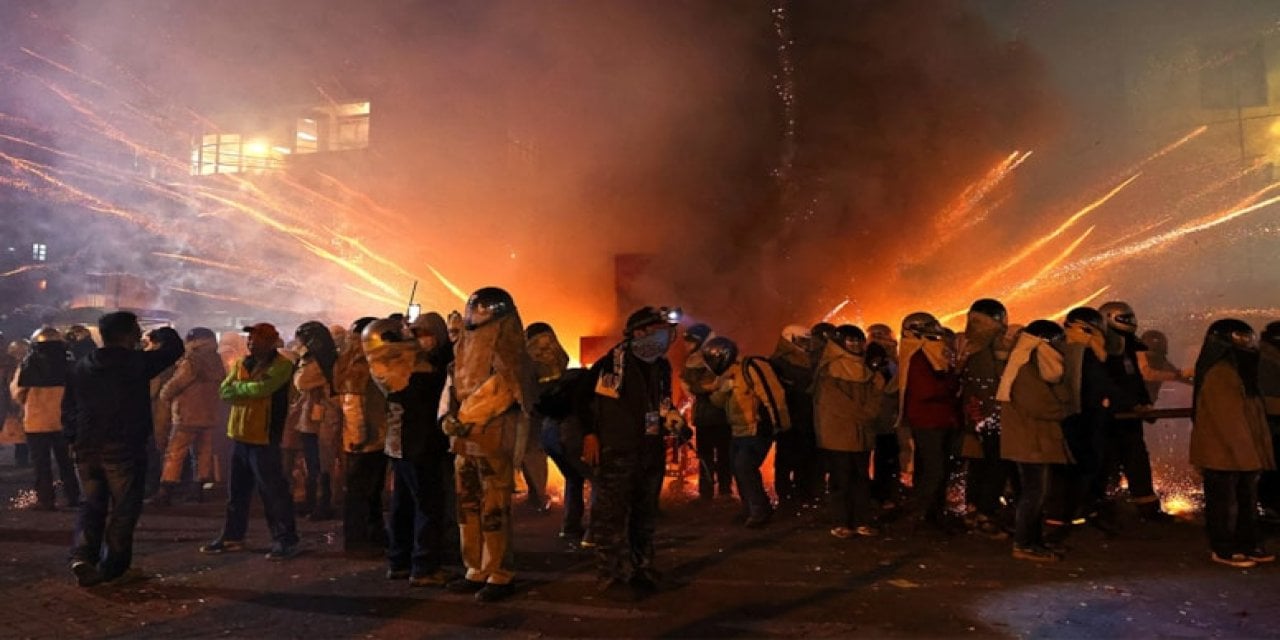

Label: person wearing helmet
[997,320,1072,562]
[896,312,962,533]
[958,299,1014,540]
[866,324,903,508]
[143,328,180,499]
[1258,322,1280,520]
[1097,301,1170,522]
[11,327,79,510]
[1137,329,1193,404]
[814,325,886,538]
[580,305,679,601]
[1191,319,1275,568]
[770,325,821,506]
[151,328,227,507]
[287,322,342,521]
[363,314,455,588]
[708,336,791,528]
[64,313,184,586]
[680,323,732,501]
[200,322,299,561]
[440,287,527,602]
[527,323,592,544]
[333,317,390,556]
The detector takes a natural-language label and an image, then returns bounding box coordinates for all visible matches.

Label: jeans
[28,432,80,506]
[300,432,333,512]
[1015,463,1050,548]
[731,436,772,519]
[1202,469,1261,557]
[542,419,590,538]
[825,449,872,528]
[343,451,388,552]
[71,450,146,580]
[697,423,733,498]
[220,441,298,546]
[909,428,962,522]
[388,454,449,576]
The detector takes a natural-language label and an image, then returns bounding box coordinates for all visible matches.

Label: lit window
[296,118,319,154]
[32,243,47,261]
[330,102,370,151]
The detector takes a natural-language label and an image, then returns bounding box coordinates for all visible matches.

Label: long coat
[1191,361,1275,472]
[999,358,1072,465]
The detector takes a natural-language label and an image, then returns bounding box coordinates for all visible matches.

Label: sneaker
[409,569,452,587]
[265,543,300,561]
[1244,548,1276,563]
[474,582,516,603]
[199,538,245,554]
[830,527,855,539]
[854,525,881,538]
[1012,545,1061,563]
[445,578,486,594]
[71,561,103,588]
[386,568,411,580]
[1211,552,1257,568]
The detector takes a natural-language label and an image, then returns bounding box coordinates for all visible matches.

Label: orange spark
[1045,285,1112,321]
[1005,225,1097,299]
[426,263,469,303]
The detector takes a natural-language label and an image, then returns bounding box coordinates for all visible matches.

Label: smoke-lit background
[2,0,1278,363]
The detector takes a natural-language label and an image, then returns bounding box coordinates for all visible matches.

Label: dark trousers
[542,421,590,538]
[909,428,961,522]
[967,435,1013,517]
[300,432,332,512]
[343,451,387,552]
[590,438,665,582]
[1102,418,1156,501]
[220,441,298,546]
[1258,418,1280,511]
[1014,463,1050,548]
[28,432,80,506]
[697,423,733,498]
[871,432,901,503]
[825,449,872,528]
[71,450,146,580]
[1202,469,1261,557]
[1046,464,1092,523]
[732,436,772,519]
[14,442,29,466]
[387,454,449,576]
[774,427,818,503]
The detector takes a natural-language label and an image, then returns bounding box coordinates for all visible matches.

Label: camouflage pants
[455,452,515,585]
[588,438,665,582]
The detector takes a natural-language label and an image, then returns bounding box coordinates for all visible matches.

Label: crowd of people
[0,290,1278,603]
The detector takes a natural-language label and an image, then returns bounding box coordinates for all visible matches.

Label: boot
[146,483,177,507]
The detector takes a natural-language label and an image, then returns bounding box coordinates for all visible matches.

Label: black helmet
[186,327,217,342]
[1023,319,1065,343]
[701,336,738,376]
[683,323,713,349]
[295,321,336,355]
[361,317,409,352]
[1065,307,1105,333]
[1207,318,1258,351]
[525,322,555,341]
[810,322,837,344]
[902,312,943,340]
[624,306,678,336]
[1263,321,1280,348]
[834,324,866,354]
[1098,301,1138,334]
[969,298,1008,325]
[464,287,517,330]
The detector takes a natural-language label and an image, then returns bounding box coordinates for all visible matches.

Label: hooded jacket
[220,352,293,446]
[711,356,791,439]
[812,341,883,453]
[769,336,815,431]
[159,336,226,429]
[998,337,1072,465]
[11,341,69,433]
[61,331,184,457]
[334,340,387,453]
[292,358,338,435]
[1191,360,1274,472]
[959,312,1007,453]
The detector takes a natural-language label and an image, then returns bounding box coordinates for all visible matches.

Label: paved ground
[1,452,1278,639]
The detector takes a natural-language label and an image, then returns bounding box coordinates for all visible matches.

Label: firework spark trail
[427,263,469,303]
[939,150,1032,230]
[168,286,299,313]
[0,150,158,230]
[1189,307,1280,319]
[341,284,406,309]
[970,172,1141,290]
[296,238,405,299]
[1136,125,1208,167]
[1,264,47,277]
[1060,186,1280,276]
[1044,285,1112,320]
[1003,225,1097,299]
[151,252,275,278]
[1098,215,1173,252]
[821,298,851,322]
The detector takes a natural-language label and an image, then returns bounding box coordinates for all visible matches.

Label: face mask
[631,330,671,363]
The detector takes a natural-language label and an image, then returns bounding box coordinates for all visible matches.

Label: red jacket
[903,351,960,430]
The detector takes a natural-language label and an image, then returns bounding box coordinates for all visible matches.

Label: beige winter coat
[159,337,226,429]
[812,342,884,453]
[1191,361,1275,472]
[998,358,1072,465]
[9,380,64,433]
